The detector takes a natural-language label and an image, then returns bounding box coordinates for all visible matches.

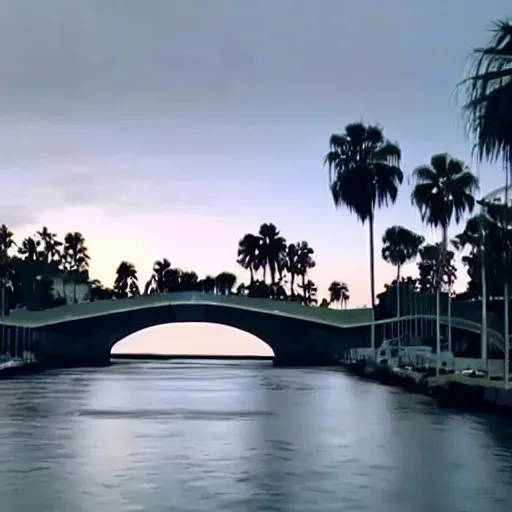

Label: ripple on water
[0,361,511,512]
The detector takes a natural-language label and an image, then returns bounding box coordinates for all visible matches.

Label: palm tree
[325,122,403,351]
[381,226,424,361]
[237,233,261,285]
[215,272,237,295]
[153,258,172,293]
[301,279,317,306]
[295,241,315,305]
[340,282,350,309]
[460,20,512,174]
[328,281,342,308]
[63,232,90,303]
[328,280,351,309]
[113,261,139,299]
[0,224,15,326]
[36,227,62,266]
[460,20,512,383]
[284,243,300,297]
[411,153,478,373]
[258,223,287,286]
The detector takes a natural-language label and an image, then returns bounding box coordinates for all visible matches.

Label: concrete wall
[30,302,372,368]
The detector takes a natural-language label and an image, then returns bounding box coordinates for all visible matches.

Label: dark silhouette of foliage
[459,20,512,172]
[328,281,350,309]
[325,122,403,315]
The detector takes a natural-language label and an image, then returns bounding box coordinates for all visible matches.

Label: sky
[2,0,511,355]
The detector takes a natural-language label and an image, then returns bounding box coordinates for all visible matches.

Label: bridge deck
[0,293,504,350]
[0,292,374,328]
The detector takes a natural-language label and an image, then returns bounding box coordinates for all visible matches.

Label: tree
[36,227,62,266]
[295,241,315,305]
[89,279,114,301]
[284,243,300,297]
[0,225,16,317]
[411,153,478,371]
[200,275,216,294]
[215,272,237,295]
[381,226,424,343]
[325,122,403,349]
[329,281,350,309]
[63,232,91,303]
[113,261,139,299]
[460,20,512,173]
[454,208,512,299]
[258,223,287,286]
[300,279,317,306]
[151,258,172,293]
[237,233,262,284]
[417,244,457,295]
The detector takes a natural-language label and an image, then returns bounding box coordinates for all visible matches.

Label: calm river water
[1,360,512,511]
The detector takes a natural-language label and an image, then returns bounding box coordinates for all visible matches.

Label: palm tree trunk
[443,227,452,355]
[504,172,510,387]
[435,286,442,376]
[396,265,401,365]
[368,213,376,353]
[480,219,488,376]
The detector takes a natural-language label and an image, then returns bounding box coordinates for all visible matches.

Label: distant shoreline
[111,354,274,361]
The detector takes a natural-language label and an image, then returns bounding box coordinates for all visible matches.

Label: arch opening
[110,322,275,360]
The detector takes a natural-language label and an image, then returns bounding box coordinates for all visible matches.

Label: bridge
[0,292,504,368]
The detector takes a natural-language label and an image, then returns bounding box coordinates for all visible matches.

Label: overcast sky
[1,1,511,352]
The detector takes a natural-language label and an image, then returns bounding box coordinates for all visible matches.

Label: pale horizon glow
[111,323,274,356]
[2,0,510,355]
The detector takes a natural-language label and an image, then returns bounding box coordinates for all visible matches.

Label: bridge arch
[111,323,275,358]
[30,295,371,367]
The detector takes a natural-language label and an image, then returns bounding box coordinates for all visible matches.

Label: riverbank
[341,359,512,415]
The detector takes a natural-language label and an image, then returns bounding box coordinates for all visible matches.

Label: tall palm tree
[460,20,512,383]
[325,122,403,350]
[258,223,287,286]
[237,233,262,285]
[460,20,512,173]
[411,153,478,373]
[113,261,139,299]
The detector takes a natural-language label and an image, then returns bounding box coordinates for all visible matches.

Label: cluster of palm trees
[92,259,241,300]
[324,18,512,375]
[236,222,333,306]
[0,225,90,312]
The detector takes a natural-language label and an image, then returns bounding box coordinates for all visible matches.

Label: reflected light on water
[111,323,275,356]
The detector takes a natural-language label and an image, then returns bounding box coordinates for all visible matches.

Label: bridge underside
[28,303,372,368]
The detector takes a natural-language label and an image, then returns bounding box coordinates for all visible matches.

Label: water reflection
[0,361,511,511]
